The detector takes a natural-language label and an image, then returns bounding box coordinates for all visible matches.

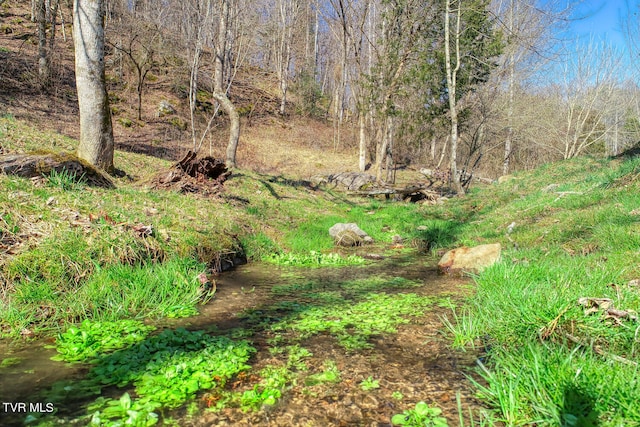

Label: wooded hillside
[1,0,639,183]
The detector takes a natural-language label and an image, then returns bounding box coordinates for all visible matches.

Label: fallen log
[351,184,440,202]
[0,152,115,188]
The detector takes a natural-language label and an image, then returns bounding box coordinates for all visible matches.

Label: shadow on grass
[560,384,600,427]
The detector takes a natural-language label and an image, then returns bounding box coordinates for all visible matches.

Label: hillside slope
[0,0,359,179]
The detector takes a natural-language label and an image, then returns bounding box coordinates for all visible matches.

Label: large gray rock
[329,223,373,246]
[438,243,501,275]
[334,230,362,247]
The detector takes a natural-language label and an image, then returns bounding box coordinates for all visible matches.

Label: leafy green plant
[360,376,380,391]
[304,360,341,386]
[240,366,291,411]
[51,319,155,363]
[263,250,366,267]
[88,393,160,427]
[270,293,432,351]
[43,328,257,425]
[89,329,255,408]
[391,401,448,427]
[0,357,21,368]
[392,391,404,401]
[286,345,313,371]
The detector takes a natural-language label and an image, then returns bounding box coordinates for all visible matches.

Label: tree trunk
[73,0,115,172]
[444,0,463,194]
[214,0,240,168]
[37,0,49,87]
[358,112,366,171]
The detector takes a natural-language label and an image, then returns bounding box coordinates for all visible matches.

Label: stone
[157,100,177,117]
[334,230,362,247]
[438,243,501,275]
[329,223,373,246]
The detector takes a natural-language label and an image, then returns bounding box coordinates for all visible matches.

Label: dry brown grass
[237,117,359,178]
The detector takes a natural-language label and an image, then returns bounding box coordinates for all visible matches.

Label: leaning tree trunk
[213,0,240,168]
[73,0,115,172]
[212,92,240,168]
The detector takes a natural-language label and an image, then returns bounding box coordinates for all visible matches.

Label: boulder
[329,223,373,246]
[438,243,501,275]
[334,230,362,247]
[157,100,177,117]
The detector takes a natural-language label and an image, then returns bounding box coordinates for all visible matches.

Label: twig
[564,332,638,367]
[539,305,571,340]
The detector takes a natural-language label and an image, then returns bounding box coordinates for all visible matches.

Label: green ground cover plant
[391,401,449,427]
[35,326,256,425]
[269,292,433,351]
[51,319,156,363]
[360,376,380,391]
[303,360,341,386]
[263,250,366,267]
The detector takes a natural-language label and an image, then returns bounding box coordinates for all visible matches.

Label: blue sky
[569,0,631,50]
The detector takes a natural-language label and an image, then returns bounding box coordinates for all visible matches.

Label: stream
[0,253,485,426]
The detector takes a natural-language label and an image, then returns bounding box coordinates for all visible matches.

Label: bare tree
[444,0,463,192]
[490,0,574,175]
[73,0,115,172]
[551,40,626,159]
[109,21,161,121]
[213,0,241,168]
[275,0,302,115]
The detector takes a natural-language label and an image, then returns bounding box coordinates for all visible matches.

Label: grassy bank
[438,155,640,425]
[0,115,438,337]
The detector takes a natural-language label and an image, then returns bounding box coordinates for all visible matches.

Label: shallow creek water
[0,253,486,426]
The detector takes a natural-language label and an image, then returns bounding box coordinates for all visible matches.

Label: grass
[3,113,640,424]
[0,115,435,337]
[439,155,640,425]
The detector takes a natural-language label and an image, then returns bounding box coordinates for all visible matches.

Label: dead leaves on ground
[1,199,159,262]
[538,280,640,365]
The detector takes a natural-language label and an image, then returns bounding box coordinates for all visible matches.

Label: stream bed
[0,254,486,426]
